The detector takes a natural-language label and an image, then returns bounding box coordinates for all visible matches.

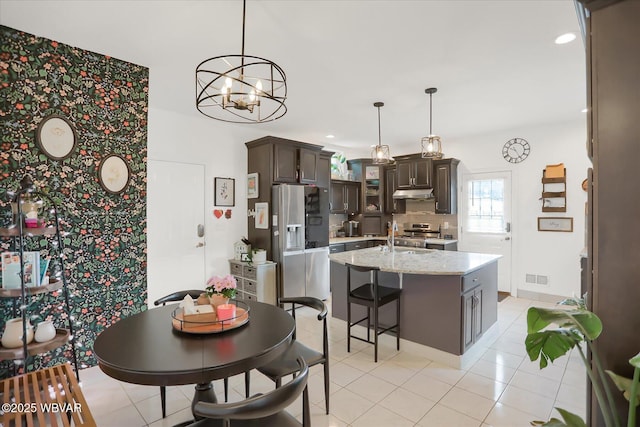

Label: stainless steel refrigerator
[272,184,330,300]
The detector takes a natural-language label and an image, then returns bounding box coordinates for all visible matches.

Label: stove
[394,223,441,248]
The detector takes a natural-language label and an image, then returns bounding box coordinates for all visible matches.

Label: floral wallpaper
[0,25,148,373]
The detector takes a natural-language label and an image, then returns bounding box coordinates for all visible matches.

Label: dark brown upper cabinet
[273,144,320,184]
[330,180,360,215]
[317,151,333,189]
[384,165,405,214]
[298,148,319,184]
[433,158,459,214]
[347,159,384,215]
[273,143,298,183]
[394,155,433,189]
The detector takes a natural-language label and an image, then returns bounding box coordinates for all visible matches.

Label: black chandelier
[195,0,287,123]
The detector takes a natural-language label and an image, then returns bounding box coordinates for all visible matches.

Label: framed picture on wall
[247,173,259,199]
[98,154,130,194]
[36,115,77,160]
[214,177,235,207]
[255,202,268,229]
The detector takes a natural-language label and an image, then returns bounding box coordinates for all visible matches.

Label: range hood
[393,188,434,199]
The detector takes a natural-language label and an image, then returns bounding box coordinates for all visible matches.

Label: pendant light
[195,0,287,123]
[371,102,391,164]
[421,88,444,159]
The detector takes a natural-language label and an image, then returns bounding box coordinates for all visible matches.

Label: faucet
[387,220,398,252]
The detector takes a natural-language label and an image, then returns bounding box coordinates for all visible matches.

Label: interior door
[459,171,512,293]
[147,160,206,308]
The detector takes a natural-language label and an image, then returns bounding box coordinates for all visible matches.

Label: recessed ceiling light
[555,33,576,45]
[581,108,588,113]
[325,134,335,139]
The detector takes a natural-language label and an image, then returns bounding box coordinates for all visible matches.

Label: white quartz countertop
[329,246,500,275]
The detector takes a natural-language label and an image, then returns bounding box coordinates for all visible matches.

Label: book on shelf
[1,251,48,289]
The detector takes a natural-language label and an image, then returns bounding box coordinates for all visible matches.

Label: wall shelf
[0,279,62,298]
[541,168,567,212]
[1,182,79,380]
[0,329,70,360]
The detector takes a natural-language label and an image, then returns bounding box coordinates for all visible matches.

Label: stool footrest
[349,323,399,342]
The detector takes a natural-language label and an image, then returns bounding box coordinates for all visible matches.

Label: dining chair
[186,357,310,427]
[153,289,230,418]
[245,296,329,414]
[346,263,402,362]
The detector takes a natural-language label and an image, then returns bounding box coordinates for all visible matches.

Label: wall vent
[526,274,537,284]
[536,275,549,285]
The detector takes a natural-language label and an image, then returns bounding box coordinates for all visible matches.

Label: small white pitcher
[1,318,34,348]
[35,320,57,343]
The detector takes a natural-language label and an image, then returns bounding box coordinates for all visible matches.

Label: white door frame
[147,159,207,308]
[459,169,513,294]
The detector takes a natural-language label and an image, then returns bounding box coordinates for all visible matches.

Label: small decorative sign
[538,217,573,232]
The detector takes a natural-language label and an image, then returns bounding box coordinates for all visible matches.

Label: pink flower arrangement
[205,274,237,299]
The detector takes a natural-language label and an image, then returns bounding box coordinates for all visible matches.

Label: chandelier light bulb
[225,77,233,88]
[256,80,262,93]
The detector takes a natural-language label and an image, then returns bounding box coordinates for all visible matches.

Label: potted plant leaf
[525,297,640,427]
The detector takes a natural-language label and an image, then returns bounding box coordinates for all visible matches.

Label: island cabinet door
[461,287,483,353]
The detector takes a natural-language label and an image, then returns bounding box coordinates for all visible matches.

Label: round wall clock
[98,154,130,194]
[502,138,531,163]
[36,115,77,160]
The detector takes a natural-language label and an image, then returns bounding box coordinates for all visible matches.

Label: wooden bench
[1,363,96,426]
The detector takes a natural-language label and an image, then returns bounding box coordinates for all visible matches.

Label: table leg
[192,381,217,419]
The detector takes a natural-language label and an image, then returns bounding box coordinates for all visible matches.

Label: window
[467,178,505,233]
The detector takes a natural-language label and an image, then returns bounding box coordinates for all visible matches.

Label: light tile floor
[80,296,586,426]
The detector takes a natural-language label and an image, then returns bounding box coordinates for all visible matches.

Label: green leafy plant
[525,297,640,427]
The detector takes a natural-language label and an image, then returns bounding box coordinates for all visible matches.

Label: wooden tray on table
[171,300,250,334]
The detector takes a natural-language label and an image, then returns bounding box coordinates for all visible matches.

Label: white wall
[446,119,590,298]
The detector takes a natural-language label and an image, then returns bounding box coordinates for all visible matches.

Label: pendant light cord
[429,92,433,136]
[240,0,246,73]
[377,105,382,148]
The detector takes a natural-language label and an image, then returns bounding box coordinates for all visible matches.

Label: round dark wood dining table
[93,300,295,410]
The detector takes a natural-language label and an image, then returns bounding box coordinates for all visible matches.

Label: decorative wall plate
[36,115,77,160]
[98,154,130,194]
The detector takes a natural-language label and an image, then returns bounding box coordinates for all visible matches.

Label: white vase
[35,320,57,343]
[1,318,34,348]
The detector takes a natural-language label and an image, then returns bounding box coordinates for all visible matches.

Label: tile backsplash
[392,199,458,239]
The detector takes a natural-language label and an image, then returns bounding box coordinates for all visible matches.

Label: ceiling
[0,0,586,156]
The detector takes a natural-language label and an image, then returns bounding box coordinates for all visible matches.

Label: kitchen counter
[329,246,498,275]
[329,246,500,365]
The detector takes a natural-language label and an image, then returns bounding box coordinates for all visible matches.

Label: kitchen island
[329,247,500,366]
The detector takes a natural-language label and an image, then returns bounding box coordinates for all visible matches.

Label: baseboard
[516,288,567,304]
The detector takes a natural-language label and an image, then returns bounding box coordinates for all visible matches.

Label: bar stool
[346,263,402,362]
